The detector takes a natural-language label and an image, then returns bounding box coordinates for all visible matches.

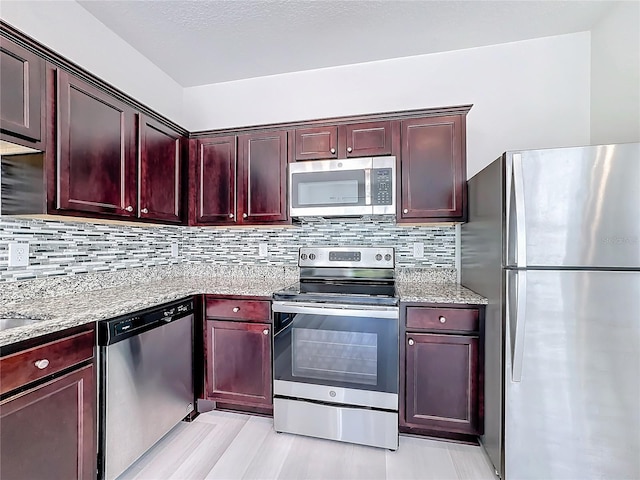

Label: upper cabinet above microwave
[294,121,392,161]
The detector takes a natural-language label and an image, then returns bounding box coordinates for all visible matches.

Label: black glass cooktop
[272,280,398,306]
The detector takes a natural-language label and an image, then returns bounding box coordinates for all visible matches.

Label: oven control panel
[299,247,394,268]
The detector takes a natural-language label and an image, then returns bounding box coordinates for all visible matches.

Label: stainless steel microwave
[289,156,396,217]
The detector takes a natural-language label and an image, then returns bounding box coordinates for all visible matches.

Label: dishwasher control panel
[99,298,195,346]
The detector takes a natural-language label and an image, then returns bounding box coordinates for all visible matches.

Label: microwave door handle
[365,169,372,205]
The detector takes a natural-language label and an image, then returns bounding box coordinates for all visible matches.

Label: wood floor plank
[278,433,386,480]
[114,411,497,480]
[446,441,497,480]
[204,416,274,480]
[385,436,458,480]
[118,422,212,480]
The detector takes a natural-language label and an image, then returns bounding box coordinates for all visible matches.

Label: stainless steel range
[272,246,399,450]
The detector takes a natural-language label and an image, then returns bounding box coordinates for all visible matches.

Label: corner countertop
[0,266,487,348]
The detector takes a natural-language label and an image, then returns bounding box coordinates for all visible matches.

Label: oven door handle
[272,301,399,319]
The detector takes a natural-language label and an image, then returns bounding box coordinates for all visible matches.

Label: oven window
[274,312,398,394]
[292,328,377,385]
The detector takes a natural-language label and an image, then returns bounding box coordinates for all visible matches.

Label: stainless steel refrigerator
[461,143,640,480]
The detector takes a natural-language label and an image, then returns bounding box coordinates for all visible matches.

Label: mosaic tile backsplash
[0,217,456,283]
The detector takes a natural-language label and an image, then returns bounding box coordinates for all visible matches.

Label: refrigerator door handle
[511,153,527,268]
[509,270,527,382]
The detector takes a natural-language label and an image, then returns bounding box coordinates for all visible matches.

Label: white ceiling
[77,0,619,88]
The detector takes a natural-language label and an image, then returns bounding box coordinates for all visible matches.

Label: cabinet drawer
[406,307,478,333]
[0,330,95,396]
[205,298,270,322]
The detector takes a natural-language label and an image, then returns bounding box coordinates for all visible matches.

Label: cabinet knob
[141,208,148,214]
[330,147,336,154]
[408,339,414,346]
[34,359,50,369]
[439,316,447,324]
[125,205,134,212]
[403,208,409,214]
[232,307,240,313]
[242,213,248,218]
[263,329,269,335]
[229,213,234,218]
[347,147,353,153]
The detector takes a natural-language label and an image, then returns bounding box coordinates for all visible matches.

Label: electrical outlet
[413,242,424,259]
[259,243,268,257]
[170,243,179,258]
[8,242,29,267]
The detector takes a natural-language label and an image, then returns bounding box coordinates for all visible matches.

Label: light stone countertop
[396,281,488,305]
[0,266,486,348]
[0,275,294,348]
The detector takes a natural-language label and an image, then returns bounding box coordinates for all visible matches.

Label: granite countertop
[0,274,294,348]
[0,266,487,348]
[396,281,488,305]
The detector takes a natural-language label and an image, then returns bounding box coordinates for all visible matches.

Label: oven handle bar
[272,301,399,319]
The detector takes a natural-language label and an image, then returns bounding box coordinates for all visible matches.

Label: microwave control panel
[372,168,393,205]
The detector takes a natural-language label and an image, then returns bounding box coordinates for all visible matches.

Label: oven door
[272,301,399,410]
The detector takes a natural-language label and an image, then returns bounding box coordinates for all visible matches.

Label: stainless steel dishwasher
[98,297,195,480]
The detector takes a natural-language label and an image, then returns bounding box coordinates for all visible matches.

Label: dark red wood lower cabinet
[404,333,479,435]
[0,364,96,480]
[206,320,272,408]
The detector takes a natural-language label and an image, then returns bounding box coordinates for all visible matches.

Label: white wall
[0,0,185,127]
[590,1,640,145]
[184,33,591,177]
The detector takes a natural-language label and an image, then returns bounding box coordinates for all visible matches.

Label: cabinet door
[139,115,182,222]
[0,364,96,480]
[206,320,272,407]
[294,126,338,160]
[342,121,392,157]
[195,136,237,224]
[0,37,43,143]
[56,71,136,216]
[405,333,479,434]
[399,116,465,221]
[238,131,288,223]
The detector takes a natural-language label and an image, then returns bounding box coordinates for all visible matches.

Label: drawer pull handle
[408,338,414,346]
[125,205,133,212]
[263,329,269,335]
[34,359,49,369]
[403,208,409,214]
[232,307,240,313]
[141,208,148,214]
[439,316,447,324]
[347,147,353,153]
[330,148,336,154]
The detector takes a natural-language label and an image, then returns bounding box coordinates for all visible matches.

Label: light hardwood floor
[119,410,497,480]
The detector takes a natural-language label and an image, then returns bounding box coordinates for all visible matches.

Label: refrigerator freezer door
[506,143,640,269]
[505,270,640,480]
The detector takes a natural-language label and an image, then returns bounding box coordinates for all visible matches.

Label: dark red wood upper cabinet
[194,136,237,225]
[399,115,466,222]
[0,37,43,144]
[205,320,272,408]
[138,114,181,223]
[404,333,479,435]
[237,130,288,224]
[294,126,338,160]
[343,121,392,157]
[56,70,136,216]
[0,364,96,480]
[294,121,392,161]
